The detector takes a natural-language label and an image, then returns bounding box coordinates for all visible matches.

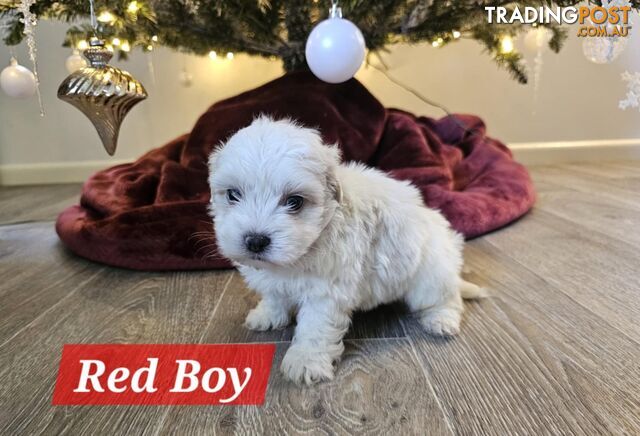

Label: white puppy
[208,117,484,385]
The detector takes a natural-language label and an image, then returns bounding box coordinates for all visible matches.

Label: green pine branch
[1,0,638,83]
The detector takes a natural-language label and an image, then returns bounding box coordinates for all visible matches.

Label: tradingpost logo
[485,4,633,38]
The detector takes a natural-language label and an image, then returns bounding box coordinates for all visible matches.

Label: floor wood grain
[159,340,452,436]
[1,162,639,435]
[0,183,81,225]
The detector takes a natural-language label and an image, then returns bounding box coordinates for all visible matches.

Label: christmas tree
[1,1,638,84]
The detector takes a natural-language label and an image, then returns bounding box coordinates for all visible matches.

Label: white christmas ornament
[581,0,630,65]
[305,2,365,84]
[582,0,631,64]
[0,57,37,98]
[582,33,627,64]
[65,49,88,73]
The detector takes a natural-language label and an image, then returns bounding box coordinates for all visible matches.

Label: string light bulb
[97,10,116,24]
[432,37,444,48]
[127,1,139,13]
[77,40,89,50]
[120,41,131,52]
[146,45,153,51]
[452,30,461,39]
[208,51,217,59]
[151,35,158,42]
[499,35,514,54]
[111,37,121,46]
[226,52,234,60]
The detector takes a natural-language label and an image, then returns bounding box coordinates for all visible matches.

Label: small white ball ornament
[582,35,627,64]
[65,49,88,73]
[0,57,37,98]
[305,3,366,84]
[580,18,627,64]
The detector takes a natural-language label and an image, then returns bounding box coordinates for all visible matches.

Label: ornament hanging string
[330,0,342,18]
[89,0,95,30]
[89,0,98,36]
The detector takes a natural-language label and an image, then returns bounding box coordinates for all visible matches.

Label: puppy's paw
[419,308,461,337]
[280,345,335,385]
[244,305,290,331]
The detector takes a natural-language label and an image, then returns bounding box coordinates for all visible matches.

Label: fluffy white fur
[208,117,484,385]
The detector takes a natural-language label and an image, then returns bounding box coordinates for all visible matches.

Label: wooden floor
[1,162,639,435]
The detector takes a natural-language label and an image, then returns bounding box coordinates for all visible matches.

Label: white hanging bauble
[524,27,552,52]
[583,36,627,64]
[65,49,88,73]
[305,3,366,84]
[0,57,37,98]
[582,18,627,64]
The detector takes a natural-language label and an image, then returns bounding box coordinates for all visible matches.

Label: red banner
[52,344,275,405]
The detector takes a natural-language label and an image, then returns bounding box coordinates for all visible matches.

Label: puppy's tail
[460,279,488,300]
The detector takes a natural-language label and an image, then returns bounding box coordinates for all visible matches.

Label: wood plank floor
[1,162,639,435]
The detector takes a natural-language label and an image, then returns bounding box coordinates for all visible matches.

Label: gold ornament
[57,39,147,155]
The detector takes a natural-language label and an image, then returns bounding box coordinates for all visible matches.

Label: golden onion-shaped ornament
[57,39,147,155]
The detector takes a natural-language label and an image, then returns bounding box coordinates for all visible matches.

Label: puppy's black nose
[245,234,271,253]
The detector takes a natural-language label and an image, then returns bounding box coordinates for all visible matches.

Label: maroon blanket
[56,71,535,271]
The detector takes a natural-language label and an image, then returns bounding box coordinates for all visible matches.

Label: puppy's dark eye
[285,195,304,212]
[226,189,241,203]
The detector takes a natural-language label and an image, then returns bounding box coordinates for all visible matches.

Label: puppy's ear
[208,142,225,169]
[207,143,225,188]
[323,144,343,204]
[329,173,343,204]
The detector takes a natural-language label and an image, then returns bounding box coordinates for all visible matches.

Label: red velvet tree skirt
[56,72,535,271]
